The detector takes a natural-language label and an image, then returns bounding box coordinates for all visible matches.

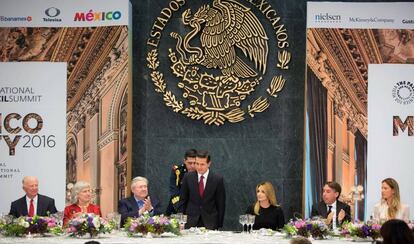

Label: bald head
[22,176,39,199]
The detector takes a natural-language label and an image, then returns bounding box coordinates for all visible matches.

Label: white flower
[92,217,101,229]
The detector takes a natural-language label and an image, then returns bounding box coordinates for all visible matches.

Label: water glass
[247,214,255,233]
[51,211,64,227]
[179,214,187,231]
[239,214,247,233]
[106,212,122,229]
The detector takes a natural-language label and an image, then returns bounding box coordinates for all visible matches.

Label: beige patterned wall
[0,26,131,216]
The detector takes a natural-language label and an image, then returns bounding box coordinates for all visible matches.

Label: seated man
[118,176,161,226]
[9,176,58,217]
[311,181,351,227]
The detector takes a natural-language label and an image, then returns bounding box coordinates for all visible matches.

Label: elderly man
[9,176,58,218]
[311,181,351,227]
[118,176,161,226]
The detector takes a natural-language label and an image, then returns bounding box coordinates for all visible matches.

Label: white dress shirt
[198,169,210,188]
[327,201,337,228]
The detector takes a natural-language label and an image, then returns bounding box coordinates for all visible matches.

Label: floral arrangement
[1,215,59,237]
[66,213,113,238]
[124,213,180,237]
[340,221,381,240]
[283,218,329,239]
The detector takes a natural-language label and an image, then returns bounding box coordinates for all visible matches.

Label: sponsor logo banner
[308,2,414,29]
[0,0,129,27]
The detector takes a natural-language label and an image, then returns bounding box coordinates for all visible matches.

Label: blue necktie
[137,200,144,210]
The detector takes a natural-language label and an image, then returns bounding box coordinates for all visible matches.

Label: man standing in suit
[118,176,161,227]
[311,181,351,227]
[9,176,58,218]
[179,150,226,230]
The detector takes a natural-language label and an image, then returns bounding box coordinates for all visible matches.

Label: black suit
[118,196,161,227]
[9,194,57,218]
[311,200,351,226]
[179,171,226,230]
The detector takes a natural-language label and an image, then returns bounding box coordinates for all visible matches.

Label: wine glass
[239,214,247,233]
[106,212,122,229]
[179,214,187,231]
[247,214,255,233]
[4,214,14,224]
[51,211,64,227]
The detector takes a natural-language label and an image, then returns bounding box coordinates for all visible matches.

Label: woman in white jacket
[373,178,410,223]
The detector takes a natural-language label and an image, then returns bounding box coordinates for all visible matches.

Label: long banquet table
[0,230,375,244]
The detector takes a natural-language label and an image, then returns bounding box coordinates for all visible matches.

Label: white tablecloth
[0,231,375,244]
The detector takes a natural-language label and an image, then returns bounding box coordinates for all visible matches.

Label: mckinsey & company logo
[314,13,341,23]
[44,7,62,22]
[392,80,414,105]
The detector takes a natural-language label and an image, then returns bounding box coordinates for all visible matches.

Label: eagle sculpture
[175,0,269,78]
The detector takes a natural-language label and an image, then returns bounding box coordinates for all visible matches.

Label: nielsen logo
[315,13,341,22]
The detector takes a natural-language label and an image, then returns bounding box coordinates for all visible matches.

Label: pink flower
[47,222,56,228]
[294,220,306,228]
[371,224,381,230]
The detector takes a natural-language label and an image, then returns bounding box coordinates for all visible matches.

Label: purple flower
[361,225,370,237]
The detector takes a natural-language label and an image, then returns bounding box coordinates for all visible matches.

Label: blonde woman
[373,178,410,223]
[245,181,285,230]
[63,181,101,226]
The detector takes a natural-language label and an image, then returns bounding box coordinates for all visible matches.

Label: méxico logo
[392,80,414,105]
[147,0,291,125]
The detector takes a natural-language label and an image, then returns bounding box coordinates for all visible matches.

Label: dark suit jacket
[179,171,226,230]
[118,195,161,227]
[311,200,351,226]
[9,194,58,218]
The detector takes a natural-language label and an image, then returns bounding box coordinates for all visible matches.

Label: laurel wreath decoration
[277,50,291,70]
[163,91,183,112]
[248,97,270,118]
[150,71,166,93]
[147,49,159,70]
[182,107,204,120]
[267,75,286,97]
[147,47,290,125]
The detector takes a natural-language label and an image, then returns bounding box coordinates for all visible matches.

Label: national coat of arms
[147,0,291,125]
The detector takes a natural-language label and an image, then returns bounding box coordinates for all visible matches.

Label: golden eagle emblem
[174,0,268,78]
[147,0,289,125]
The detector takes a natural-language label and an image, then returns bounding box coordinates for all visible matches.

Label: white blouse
[373,200,410,223]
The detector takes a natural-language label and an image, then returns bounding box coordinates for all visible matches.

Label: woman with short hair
[63,181,101,226]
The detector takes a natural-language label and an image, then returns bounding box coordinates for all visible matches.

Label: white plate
[161,232,177,237]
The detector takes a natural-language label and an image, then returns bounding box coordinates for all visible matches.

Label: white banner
[0,62,66,214]
[367,64,414,220]
[0,0,130,27]
[307,2,414,29]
